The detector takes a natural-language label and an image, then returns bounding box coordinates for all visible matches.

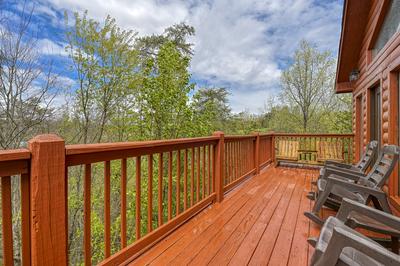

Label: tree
[65,11,139,144]
[280,40,336,132]
[136,23,195,58]
[0,3,57,149]
[191,87,231,134]
[139,41,194,139]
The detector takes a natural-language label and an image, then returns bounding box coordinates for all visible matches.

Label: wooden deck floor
[129,166,323,266]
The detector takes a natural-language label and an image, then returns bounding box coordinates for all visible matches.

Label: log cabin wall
[337,0,400,208]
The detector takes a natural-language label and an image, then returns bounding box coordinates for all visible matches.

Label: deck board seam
[269,172,307,265]
[248,172,301,265]
[229,170,298,265]
[133,172,270,265]
[201,177,285,265]
[171,173,282,265]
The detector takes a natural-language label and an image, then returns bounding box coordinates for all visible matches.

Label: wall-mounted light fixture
[349,69,360,82]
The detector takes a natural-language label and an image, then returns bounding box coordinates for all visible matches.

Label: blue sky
[3,0,344,113]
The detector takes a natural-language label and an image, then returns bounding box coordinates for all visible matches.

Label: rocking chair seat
[315,217,383,266]
[317,176,365,204]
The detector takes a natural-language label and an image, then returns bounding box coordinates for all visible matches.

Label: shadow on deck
[129,166,327,266]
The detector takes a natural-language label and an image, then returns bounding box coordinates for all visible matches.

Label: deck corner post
[252,132,260,174]
[28,134,67,266]
[213,131,225,203]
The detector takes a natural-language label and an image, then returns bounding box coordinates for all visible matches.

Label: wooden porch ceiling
[128,166,325,266]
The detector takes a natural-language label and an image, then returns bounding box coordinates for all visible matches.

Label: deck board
[129,166,320,266]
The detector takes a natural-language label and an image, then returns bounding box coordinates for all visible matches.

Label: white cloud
[36,0,343,113]
[37,38,68,56]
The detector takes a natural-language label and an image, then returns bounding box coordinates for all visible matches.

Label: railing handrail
[224,135,257,141]
[0,148,30,161]
[66,136,219,155]
[273,133,354,137]
[66,137,219,166]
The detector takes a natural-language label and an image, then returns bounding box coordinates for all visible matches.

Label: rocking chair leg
[307,237,318,247]
[311,188,330,213]
[307,191,316,200]
[304,211,324,226]
[392,236,399,254]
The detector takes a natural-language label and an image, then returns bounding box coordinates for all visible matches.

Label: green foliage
[191,87,231,135]
[138,41,195,139]
[65,11,139,143]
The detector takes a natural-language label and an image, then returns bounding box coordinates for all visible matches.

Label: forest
[0,4,352,265]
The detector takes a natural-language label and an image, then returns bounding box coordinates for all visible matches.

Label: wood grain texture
[147,155,153,233]
[213,131,225,202]
[128,167,317,266]
[121,159,127,247]
[2,176,14,266]
[84,164,92,266]
[104,161,111,258]
[136,156,141,240]
[28,134,67,265]
[20,173,31,266]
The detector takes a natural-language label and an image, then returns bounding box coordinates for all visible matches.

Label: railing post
[213,131,224,203]
[269,131,275,164]
[28,134,67,265]
[253,132,260,174]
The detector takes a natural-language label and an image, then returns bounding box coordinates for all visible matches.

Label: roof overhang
[335,0,371,93]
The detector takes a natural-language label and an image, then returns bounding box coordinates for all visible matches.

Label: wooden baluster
[230,143,232,183]
[238,140,244,177]
[104,161,111,258]
[191,147,195,206]
[228,142,231,183]
[238,141,241,177]
[136,157,141,239]
[20,173,31,266]
[236,143,238,177]
[2,176,13,266]
[202,146,206,199]
[158,153,163,226]
[213,131,224,202]
[84,164,92,265]
[231,142,234,182]
[184,149,188,210]
[176,150,181,215]
[168,151,173,220]
[237,141,240,179]
[227,142,230,185]
[196,147,200,202]
[234,141,237,181]
[121,159,127,248]
[208,145,211,195]
[147,155,153,232]
[225,143,228,186]
[239,141,241,177]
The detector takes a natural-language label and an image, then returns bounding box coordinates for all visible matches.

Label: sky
[3,0,344,113]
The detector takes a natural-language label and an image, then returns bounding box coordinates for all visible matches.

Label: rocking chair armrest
[325,160,352,169]
[324,169,365,182]
[336,198,400,231]
[326,176,385,196]
[315,226,400,266]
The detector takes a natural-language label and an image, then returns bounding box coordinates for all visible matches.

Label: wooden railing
[0,149,31,266]
[224,135,256,192]
[66,136,219,265]
[0,131,353,265]
[274,133,354,165]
